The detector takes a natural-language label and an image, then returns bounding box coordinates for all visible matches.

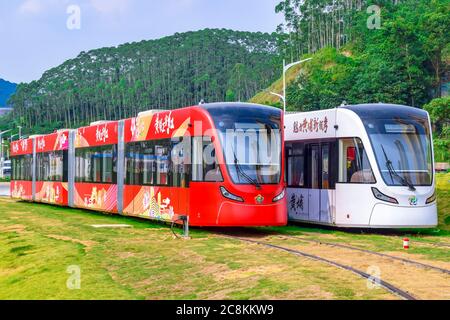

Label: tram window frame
[315,142,338,190]
[155,140,170,186]
[11,155,33,181]
[286,142,306,188]
[307,144,321,189]
[338,137,376,184]
[75,145,117,184]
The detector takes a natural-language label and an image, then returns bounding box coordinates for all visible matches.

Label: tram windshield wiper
[232,149,261,190]
[381,145,416,191]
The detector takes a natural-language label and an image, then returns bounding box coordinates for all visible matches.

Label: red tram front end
[122,103,286,227]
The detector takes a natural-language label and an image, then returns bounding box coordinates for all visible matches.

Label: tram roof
[341,103,428,119]
[199,102,282,113]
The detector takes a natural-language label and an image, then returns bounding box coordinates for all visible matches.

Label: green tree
[424,97,450,138]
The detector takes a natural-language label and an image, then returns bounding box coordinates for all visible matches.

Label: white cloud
[18,0,64,15]
[89,0,131,15]
[19,0,43,14]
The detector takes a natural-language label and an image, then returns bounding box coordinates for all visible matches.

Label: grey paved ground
[0,182,10,197]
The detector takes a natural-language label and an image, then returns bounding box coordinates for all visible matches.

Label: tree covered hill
[0,79,16,108]
[253,0,449,111]
[7,29,280,133]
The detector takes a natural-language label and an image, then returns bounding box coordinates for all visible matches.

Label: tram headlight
[426,192,436,204]
[371,187,398,204]
[273,189,286,202]
[220,187,244,202]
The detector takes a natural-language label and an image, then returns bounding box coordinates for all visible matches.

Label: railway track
[279,235,450,275]
[222,235,417,300]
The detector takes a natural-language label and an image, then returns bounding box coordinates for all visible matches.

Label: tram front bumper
[216,200,287,226]
[369,203,438,228]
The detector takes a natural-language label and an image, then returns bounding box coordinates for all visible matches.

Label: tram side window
[11,155,33,181]
[322,144,330,189]
[192,136,223,182]
[125,143,143,185]
[172,137,191,188]
[36,151,68,182]
[100,147,115,183]
[11,157,19,180]
[125,138,191,187]
[141,141,155,186]
[286,143,305,187]
[338,138,375,184]
[155,141,170,186]
[75,145,117,184]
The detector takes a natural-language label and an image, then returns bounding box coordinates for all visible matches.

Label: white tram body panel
[285,104,437,228]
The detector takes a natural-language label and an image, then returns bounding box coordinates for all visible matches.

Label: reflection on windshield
[220,125,281,184]
[364,117,432,186]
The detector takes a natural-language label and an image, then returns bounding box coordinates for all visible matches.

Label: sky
[0,0,284,84]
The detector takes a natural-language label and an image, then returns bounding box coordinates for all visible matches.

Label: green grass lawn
[436,172,450,230]
[0,198,396,300]
[0,173,448,300]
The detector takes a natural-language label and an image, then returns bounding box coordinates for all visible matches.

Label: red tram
[10,103,287,227]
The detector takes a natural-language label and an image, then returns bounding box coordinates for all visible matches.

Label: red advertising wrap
[35,131,70,206]
[123,109,192,221]
[35,131,69,153]
[10,180,33,200]
[10,138,34,201]
[10,138,33,156]
[75,121,119,148]
[74,121,119,213]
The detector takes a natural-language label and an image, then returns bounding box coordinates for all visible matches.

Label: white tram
[284,104,437,228]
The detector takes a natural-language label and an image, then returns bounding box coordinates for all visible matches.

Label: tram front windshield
[363,116,433,187]
[207,106,282,185]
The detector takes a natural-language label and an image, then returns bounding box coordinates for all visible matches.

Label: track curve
[224,235,417,300]
[281,236,450,275]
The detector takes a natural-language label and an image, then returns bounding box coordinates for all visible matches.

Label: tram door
[307,143,335,223]
[308,145,320,221]
[320,144,333,223]
[287,141,337,223]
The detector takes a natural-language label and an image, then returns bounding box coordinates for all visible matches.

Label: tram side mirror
[347,147,356,161]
